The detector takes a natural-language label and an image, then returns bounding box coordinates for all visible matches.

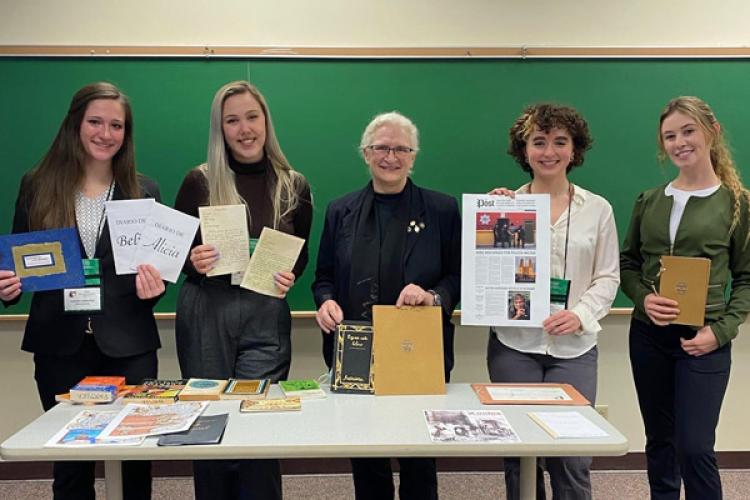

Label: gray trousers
[176,279,292,500]
[487,332,598,500]
[176,278,292,381]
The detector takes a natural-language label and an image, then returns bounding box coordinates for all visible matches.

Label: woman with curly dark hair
[487,103,620,500]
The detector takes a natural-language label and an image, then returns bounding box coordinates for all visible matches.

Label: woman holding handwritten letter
[0,82,164,500]
[620,96,750,500]
[174,80,312,500]
[312,111,461,500]
[486,103,620,500]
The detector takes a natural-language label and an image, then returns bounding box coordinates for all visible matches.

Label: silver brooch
[407,220,426,233]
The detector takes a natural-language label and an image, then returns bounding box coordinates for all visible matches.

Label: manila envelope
[372,305,445,395]
[659,255,711,327]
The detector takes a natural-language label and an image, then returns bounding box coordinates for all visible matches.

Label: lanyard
[86,179,115,259]
[529,182,574,279]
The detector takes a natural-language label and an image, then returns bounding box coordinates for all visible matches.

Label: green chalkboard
[2,57,750,312]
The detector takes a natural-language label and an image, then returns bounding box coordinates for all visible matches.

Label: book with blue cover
[0,227,85,292]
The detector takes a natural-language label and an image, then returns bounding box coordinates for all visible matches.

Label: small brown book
[372,305,445,395]
[659,255,711,327]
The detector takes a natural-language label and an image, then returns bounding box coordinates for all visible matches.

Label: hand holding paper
[240,227,304,297]
[198,205,249,276]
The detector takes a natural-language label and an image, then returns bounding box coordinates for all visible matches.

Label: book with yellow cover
[372,305,445,395]
[658,255,711,327]
[220,379,270,400]
[240,397,301,413]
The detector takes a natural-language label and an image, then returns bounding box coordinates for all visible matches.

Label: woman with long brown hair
[0,82,165,500]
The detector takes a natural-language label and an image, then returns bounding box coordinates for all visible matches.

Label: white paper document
[529,411,608,439]
[424,409,520,443]
[45,409,144,447]
[131,203,200,283]
[199,204,250,277]
[487,386,572,402]
[240,227,304,296]
[98,402,208,440]
[460,194,551,326]
[105,199,156,275]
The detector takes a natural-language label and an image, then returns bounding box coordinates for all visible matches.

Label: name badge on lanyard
[550,277,571,314]
[64,258,103,313]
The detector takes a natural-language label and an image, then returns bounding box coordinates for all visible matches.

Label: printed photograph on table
[424,409,520,443]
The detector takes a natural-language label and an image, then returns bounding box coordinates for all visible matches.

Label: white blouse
[492,183,620,359]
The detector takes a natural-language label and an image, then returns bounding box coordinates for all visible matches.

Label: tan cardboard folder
[658,255,711,327]
[372,305,445,395]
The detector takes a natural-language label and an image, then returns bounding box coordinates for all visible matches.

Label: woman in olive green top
[620,96,750,500]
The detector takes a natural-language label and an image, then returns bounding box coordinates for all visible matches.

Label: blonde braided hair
[658,96,750,238]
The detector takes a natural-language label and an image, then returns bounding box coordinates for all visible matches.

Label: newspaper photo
[461,194,551,326]
[424,409,520,443]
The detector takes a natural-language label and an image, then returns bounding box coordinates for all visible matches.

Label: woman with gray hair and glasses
[312,111,461,500]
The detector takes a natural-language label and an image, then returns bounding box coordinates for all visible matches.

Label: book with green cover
[279,379,326,399]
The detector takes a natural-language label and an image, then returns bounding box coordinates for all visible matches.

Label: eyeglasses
[366,144,415,158]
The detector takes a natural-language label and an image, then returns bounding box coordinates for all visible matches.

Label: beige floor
[0,471,749,499]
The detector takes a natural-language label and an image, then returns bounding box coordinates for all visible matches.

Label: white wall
[2,1,750,47]
[1,316,749,453]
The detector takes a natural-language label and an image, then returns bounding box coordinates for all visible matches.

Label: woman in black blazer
[0,82,164,500]
[312,111,461,500]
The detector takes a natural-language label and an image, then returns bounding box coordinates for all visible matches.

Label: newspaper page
[97,402,208,440]
[424,409,520,443]
[461,194,551,327]
[45,409,145,447]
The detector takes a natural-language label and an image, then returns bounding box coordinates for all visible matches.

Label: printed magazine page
[97,402,208,440]
[45,410,144,447]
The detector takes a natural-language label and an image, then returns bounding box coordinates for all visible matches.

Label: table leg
[519,456,536,500]
[104,460,123,500]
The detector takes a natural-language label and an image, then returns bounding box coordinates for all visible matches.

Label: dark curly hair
[507,103,593,177]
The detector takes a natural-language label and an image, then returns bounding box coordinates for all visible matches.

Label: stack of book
[69,376,126,403]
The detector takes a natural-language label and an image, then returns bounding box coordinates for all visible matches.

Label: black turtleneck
[174,154,313,280]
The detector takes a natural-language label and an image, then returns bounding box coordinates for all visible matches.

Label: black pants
[177,279,291,500]
[34,335,157,500]
[351,457,438,500]
[629,318,730,500]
